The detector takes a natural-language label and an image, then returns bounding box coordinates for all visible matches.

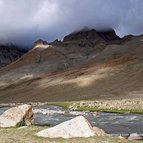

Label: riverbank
[46,99,143,114]
[0,126,139,143]
[0,99,143,114]
[0,103,143,142]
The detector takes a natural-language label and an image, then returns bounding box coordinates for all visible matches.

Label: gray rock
[128,133,143,141]
[0,104,34,128]
[37,116,105,138]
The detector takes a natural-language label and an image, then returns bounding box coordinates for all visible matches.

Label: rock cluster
[33,108,89,116]
[0,105,105,139]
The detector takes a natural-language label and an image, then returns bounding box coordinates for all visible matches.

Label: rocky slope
[0,44,27,68]
[0,29,143,103]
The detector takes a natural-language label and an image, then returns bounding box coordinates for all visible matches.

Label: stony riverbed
[0,105,143,135]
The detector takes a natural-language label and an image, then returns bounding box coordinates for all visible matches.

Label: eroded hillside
[0,29,143,103]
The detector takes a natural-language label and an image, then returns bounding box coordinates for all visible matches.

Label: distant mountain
[0,29,142,103]
[0,44,27,68]
[63,29,122,44]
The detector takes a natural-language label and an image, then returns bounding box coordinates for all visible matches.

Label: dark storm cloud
[0,0,143,48]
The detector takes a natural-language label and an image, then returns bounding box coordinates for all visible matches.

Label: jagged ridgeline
[0,28,143,102]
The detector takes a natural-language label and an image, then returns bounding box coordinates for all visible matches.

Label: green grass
[0,105,5,108]
[76,106,143,114]
[99,108,143,114]
[46,101,143,114]
[47,102,73,109]
[75,106,99,112]
[0,126,140,143]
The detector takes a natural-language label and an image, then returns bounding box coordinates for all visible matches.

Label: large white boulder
[128,133,143,141]
[37,116,105,138]
[0,104,33,128]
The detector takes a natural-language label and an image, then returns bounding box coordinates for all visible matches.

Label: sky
[0,0,143,48]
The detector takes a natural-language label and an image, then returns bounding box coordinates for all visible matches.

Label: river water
[0,105,143,135]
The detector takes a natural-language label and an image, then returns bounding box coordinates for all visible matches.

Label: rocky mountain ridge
[0,44,27,68]
[0,29,142,103]
[63,29,122,44]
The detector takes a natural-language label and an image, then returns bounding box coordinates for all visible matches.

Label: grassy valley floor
[46,99,143,114]
[0,126,141,143]
[0,100,143,143]
[1,99,143,114]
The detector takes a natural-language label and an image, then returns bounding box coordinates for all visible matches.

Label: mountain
[0,44,27,68]
[0,29,143,103]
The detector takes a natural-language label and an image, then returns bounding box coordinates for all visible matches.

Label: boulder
[118,134,130,140]
[128,133,143,141]
[93,126,106,136]
[0,104,33,128]
[92,112,98,117]
[37,116,105,138]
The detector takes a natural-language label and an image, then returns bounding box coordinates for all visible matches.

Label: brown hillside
[0,29,143,103]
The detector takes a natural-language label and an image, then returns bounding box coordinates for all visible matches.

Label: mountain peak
[33,39,48,49]
[63,29,98,42]
[63,28,121,44]
[97,29,121,42]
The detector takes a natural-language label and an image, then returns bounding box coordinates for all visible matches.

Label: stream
[0,105,143,135]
